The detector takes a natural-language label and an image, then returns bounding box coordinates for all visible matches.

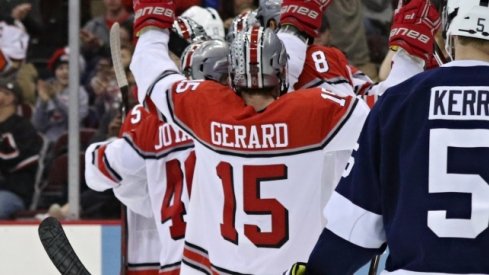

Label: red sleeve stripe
[159,262,181,275]
[94,144,122,184]
[355,82,374,96]
[362,95,378,108]
[127,262,160,275]
[183,242,249,275]
[182,245,214,275]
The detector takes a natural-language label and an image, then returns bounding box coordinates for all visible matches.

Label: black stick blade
[38,217,91,275]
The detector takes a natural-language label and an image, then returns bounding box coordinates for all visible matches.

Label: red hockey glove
[389,0,441,64]
[133,0,176,36]
[280,0,332,38]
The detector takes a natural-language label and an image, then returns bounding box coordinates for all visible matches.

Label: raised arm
[277,0,332,91]
[130,1,186,104]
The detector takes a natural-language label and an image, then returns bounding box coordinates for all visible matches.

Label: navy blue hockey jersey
[313,60,489,274]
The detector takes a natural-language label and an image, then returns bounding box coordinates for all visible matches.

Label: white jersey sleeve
[368,49,425,96]
[130,29,186,105]
[85,140,152,218]
[277,31,307,91]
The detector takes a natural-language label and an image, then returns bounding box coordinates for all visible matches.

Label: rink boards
[0,221,386,275]
[0,221,121,275]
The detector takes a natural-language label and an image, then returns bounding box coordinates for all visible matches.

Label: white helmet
[181,6,226,41]
[181,40,229,83]
[444,0,489,57]
[172,16,210,43]
[229,25,288,95]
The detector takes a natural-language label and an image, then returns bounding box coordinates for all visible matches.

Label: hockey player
[85,109,195,274]
[121,18,208,274]
[287,0,489,274]
[129,0,371,273]
[0,77,42,218]
[120,105,162,275]
[86,35,230,274]
[256,0,433,105]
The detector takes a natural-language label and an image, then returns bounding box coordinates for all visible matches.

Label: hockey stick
[368,253,381,275]
[110,22,130,121]
[432,0,449,65]
[38,217,91,275]
[109,22,130,275]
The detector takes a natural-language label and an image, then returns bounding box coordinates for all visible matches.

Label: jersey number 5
[428,129,489,239]
[217,162,289,248]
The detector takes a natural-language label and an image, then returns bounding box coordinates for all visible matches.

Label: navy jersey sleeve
[326,98,386,248]
[307,228,385,275]
[306,98,388,274]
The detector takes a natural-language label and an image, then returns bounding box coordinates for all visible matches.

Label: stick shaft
[109,22,129,275]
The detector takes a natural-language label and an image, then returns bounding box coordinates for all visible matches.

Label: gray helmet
[226,10,259,44]
[229,25,288,94]
[256,0,282,28]
[172,16,210,43]
[181,40,229,83]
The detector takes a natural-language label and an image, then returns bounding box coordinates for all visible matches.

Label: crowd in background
[0,0,395,219]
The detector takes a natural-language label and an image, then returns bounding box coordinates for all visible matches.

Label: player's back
[356,61,489,273]
[123,113,195,273]
[169,80,369,274]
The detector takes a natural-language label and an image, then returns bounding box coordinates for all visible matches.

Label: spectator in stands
[0,8,30,77]
[90,52,137,143]
[326,0,379,81]
[0,5,37,110]
[223,0,258,29]
[0,77,42,219]
[80,0,133,62]
[363,0,393,64]
[314,16,331,46]
[32,47,89,143]
[86,51,119,124]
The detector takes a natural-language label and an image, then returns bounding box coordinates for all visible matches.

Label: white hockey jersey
[85,111,195,274]
[119,105,161,275]
[130,29,370,274]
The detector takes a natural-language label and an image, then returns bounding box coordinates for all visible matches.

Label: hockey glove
[388,0,441,64]
[283,262,307,275]
[133,0,176,36]
[280,0,332,38]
